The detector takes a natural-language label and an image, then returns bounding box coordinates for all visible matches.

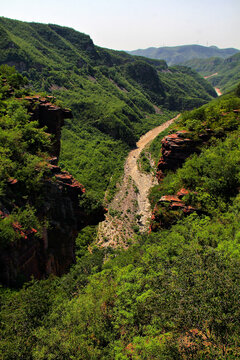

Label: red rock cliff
[24,95,72,159]
[0,97,105,286]
[156,130,212,181]
[150,130,212,231]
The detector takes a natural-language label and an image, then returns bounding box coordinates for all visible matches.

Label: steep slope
[149,86,240,230]
[182,52,240,93]
[1,85,240,360]
[127,44,239,65]
[0,17,216,202]
[0,65,105,285]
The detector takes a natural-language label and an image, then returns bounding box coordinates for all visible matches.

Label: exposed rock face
[0,99,105,286]
[0,168,87,285]
[38,161,87,278]
[150,129,212,231]
[0,208,48,285]
[156,130,212,181]
[24,95,73,159]
[149,188,200,232]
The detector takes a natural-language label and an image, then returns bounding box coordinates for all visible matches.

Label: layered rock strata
[151,129,212,230]
[0,97,104,285]
[156,130,213,181]
[150,188,200,231]
[24,95,72,159]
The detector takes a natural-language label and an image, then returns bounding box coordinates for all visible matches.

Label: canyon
[97,115,179,247]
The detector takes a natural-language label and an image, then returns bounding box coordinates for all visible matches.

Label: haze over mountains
[127,44,239,66]
[127,44,240,93]
[182,51,240,92]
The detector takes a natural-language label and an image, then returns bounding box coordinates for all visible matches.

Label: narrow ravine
[97,114,180,248]
[203,73,222,96]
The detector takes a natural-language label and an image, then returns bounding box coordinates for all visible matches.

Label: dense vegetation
[1,65,240,358]
[149,89,240,209]
[0,17,217,202]
[0,16,239,359]
[183,52,240,93]
[127,44,238,66]
[0,65,50,247]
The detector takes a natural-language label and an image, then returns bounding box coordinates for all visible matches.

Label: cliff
[24,95,72,159]
[150,130,212,231]
[156,130,212,181]
[0,95,105,286]
[0,163,86,284]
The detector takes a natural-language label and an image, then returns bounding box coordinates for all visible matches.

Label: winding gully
[97,114,180,248]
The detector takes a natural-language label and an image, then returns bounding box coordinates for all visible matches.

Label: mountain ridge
[127,44,239,65]
[182,52,240,93]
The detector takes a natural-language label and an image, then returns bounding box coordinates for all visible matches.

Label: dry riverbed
[97,115,180,248]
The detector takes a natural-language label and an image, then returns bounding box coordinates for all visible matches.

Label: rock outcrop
[151,128,212,231]
[24,95,72,159]
[150,188,200,232]
[0,97,105,286]
[0,162,91,285]
[156,130,212,181]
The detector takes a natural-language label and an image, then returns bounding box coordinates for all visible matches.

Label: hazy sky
[1,0,240,50]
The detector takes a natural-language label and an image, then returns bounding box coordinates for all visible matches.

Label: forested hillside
[1,16,240,360]
[183,52,240,93]
[127,44,239,65]
[0,66,49,251]
[0,65,106,285]
[0,17,216,203]
[0,82,240,359]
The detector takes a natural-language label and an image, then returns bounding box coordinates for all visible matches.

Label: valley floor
[97,115,179,247]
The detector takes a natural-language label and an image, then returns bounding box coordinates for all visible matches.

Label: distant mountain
[183,52,240,93]
[127,45,239,66]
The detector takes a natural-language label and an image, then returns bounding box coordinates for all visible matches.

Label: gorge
[0,17,240,360]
